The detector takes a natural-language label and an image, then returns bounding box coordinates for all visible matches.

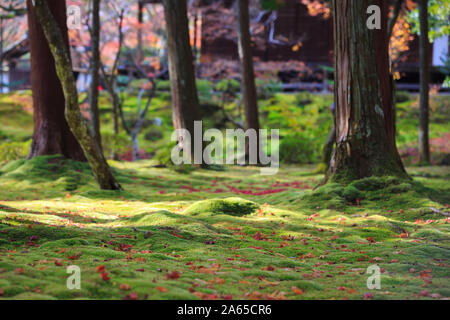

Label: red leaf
[96,265,105,273]
[171,231,182,238]
[291,287,304,295]
[156,286,168,293]
[363,292,374,300]
[124,292,139,300]
[101,272,110,281]
[166,271,181,280]
[119,284,131,291]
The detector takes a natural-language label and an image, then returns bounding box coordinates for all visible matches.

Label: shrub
[144,128,164,142]
[279,134,319,164]
[0,140,31,163]
[395,91,411,103]
[294,92,313,106]
[101,131,130,159]
[154,143,195,173]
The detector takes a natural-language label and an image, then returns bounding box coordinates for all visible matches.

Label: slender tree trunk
[387,0,405,142]
[162,0,201,156]
[418,0,430,164]
[33,0,122,190]
[325,0,407,184]
[26,0,85,161]
[132,133,139,161]
[112,94,120,160]
[137,1,144,64]
[0,18,3,94]
[100,11,124,161]
[237,0,260,160]
[90,0,102,151]
[387,0,404,42]
[193,9,198,62]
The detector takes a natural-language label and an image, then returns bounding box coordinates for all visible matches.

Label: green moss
[342,185,364,202]
[183,197,259,216]
[348,176,402,191]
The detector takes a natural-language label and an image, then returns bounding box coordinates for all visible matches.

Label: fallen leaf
[291,286,304,295]
[119,283,131,291]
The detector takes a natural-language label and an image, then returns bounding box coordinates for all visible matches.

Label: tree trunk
[137,1,144,64]
[387,0,404,42]
[132,133,139,162]
[33,0,122,190]
[90,0,102,151]
[325,0,407,184]
[237,0,260,160]
[317,124,336,173]
[26,0,85,161]
[418,0,430,164]
[162,0,201,156]
[112,93,120,160]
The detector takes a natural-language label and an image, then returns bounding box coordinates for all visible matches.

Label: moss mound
[183,197,260,217]
[302,176,420,209]
[347,176,403,191]
[0,155,91,191]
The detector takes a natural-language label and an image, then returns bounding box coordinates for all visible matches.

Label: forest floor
[0,156,448,300]
[0,90,448,300]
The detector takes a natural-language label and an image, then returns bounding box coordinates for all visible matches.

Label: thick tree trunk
[237,0,260,159]
[90,0,102,151]
[26,0,85,161]
[317,124,336,172]
[33,0,122,190]
[418,0,430,164]
[325,0,407,184]
[162,0,201,155]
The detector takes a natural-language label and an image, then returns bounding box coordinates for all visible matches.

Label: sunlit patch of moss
[0,158,448,300]
[183,197,260,217]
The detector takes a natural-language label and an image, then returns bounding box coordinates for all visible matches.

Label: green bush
[294,92,313,106]
[154,143,195,173]
[144,128,164,142]
[197,79,214,102]
[279,134,319,164]
[395,91,411,103]
[0,140,31,163]
[101,131,130,159]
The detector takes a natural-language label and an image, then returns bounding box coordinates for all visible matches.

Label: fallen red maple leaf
[96,265,105,273]
[166,271,181,280]
[101,272,110,281]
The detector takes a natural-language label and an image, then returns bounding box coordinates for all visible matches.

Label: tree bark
[33,0,122,190]
[162,0,201,155]
[325,0,407,184]
[137,1,144,64]
[387,0,404,42]
[317,124,336,173]
[237,0,260,160]
[418,0,430,164]
[90,0,102,151]
[26,0,85,161]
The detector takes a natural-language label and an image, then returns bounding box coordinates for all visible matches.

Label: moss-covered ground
[0,156,448,300]
[0,89,448,300]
